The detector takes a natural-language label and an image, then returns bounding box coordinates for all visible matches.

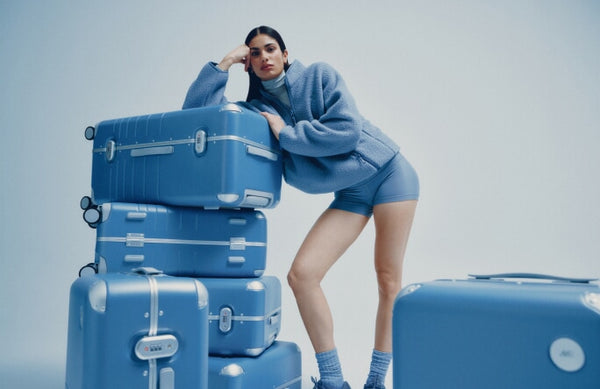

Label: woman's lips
[261,64,273,71]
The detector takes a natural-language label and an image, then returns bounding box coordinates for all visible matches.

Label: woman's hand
[217,45,250,72]
[260,112,286,140]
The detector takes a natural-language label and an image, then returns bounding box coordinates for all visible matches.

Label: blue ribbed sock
[316,348,344,388]
[365,349,392,386]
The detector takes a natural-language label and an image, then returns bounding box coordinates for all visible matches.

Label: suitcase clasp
[219,306,233,333]
[195,130,207,155]
[126,233,145,247]
[105,139,116,162]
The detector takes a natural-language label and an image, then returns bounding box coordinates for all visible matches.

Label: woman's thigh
[372,200,418,285]
[290,208,370,282]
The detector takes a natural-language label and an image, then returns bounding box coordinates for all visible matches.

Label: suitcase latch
[195,130,207,155]
[230,237,246,251]
[219,306,233,333]
[105,139,116,162]
[126,233,145,247]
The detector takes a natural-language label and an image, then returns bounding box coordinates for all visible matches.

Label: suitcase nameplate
[130,145,174,157]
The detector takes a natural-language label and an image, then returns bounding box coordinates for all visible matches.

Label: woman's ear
[283,49,289,64]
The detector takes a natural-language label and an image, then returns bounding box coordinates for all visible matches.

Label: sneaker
[363,379,385,389]
[363,383,385,389]
[311,377,352,389]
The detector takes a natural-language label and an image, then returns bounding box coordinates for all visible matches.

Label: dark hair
[244,26,290,102]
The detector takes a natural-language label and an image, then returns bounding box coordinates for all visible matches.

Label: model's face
[248,34,288,81]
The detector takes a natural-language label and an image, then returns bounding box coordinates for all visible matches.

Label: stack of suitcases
[65,103,302,389]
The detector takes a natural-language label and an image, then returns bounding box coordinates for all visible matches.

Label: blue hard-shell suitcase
[65,268,209,389]
[392,273,600,389]
[87,103,282,209]
[208,341,302,389]
[83,201,267,277]
[199,276,281,357]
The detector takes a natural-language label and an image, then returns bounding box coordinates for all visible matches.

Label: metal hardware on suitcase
[87,103,282,209]
[83,201,268,277]
[208,341,302,389]
[65,268,209,389]
[393,273,600,389]
[199,276,282,356]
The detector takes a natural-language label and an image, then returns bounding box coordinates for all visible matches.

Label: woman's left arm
[277,64,362,157]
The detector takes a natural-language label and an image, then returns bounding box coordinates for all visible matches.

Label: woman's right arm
[216,45,250,72]
[182,45,250,109]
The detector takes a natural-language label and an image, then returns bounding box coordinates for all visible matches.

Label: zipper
[284,77,298,125]
[260,88,297,126]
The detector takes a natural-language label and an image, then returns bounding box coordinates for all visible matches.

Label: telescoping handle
[469,273,597,284]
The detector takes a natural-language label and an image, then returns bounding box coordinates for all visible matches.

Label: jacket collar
[284,60,305,87]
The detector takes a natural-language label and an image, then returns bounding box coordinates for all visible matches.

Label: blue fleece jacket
[182,60,399,194]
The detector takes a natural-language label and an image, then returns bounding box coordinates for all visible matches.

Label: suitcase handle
[469,273,597,284]
[132,267,164,276]
[246,145,279,161]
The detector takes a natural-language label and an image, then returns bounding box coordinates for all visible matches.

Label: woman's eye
[250,51,260,57]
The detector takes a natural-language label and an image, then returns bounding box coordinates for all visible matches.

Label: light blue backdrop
[1,1,599,388]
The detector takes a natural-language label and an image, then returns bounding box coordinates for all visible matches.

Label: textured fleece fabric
[182,60,399,194]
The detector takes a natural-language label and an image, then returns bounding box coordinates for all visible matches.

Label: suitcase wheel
[84,126,95,140]
[83,206,102,228]
[78,262,98,277]
[80,195,92,210]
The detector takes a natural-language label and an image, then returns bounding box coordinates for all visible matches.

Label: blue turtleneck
[261,70,290,108]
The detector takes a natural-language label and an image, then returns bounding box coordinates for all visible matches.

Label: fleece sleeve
[277,64,362,157]
[182,62,230,109]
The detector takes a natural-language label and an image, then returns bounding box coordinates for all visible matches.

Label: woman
[183,26,419,389]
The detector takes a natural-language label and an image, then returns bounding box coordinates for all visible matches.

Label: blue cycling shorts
[328,152,419,217]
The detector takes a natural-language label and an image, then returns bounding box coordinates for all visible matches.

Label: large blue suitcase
[65,268,209,389]
[87,103,282,209]
[393,273,600,389]
[199,276,282,356]
[208,341,302,389]
[84,202,267,277]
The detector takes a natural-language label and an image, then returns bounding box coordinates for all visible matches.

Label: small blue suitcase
[84,202,267,277]
[208,341,302,389]
[393,273,600,389]
[87,103,282,209]
[199,276,281,356]
[65,268,209,389]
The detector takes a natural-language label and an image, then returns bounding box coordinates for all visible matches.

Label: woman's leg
[288,208,370,352]
[288,208,369,388]
[367,200,417,386]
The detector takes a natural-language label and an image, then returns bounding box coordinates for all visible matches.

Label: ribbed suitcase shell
[92,202,267,277]
[89,103,282,209]
[393,274,600,389]
[208,341,302,389]
[65,269,209,389]
[199,276,281,356]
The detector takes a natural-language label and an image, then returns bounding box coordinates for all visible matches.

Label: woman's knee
[287,263,322,293]
[376,270,403,299]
